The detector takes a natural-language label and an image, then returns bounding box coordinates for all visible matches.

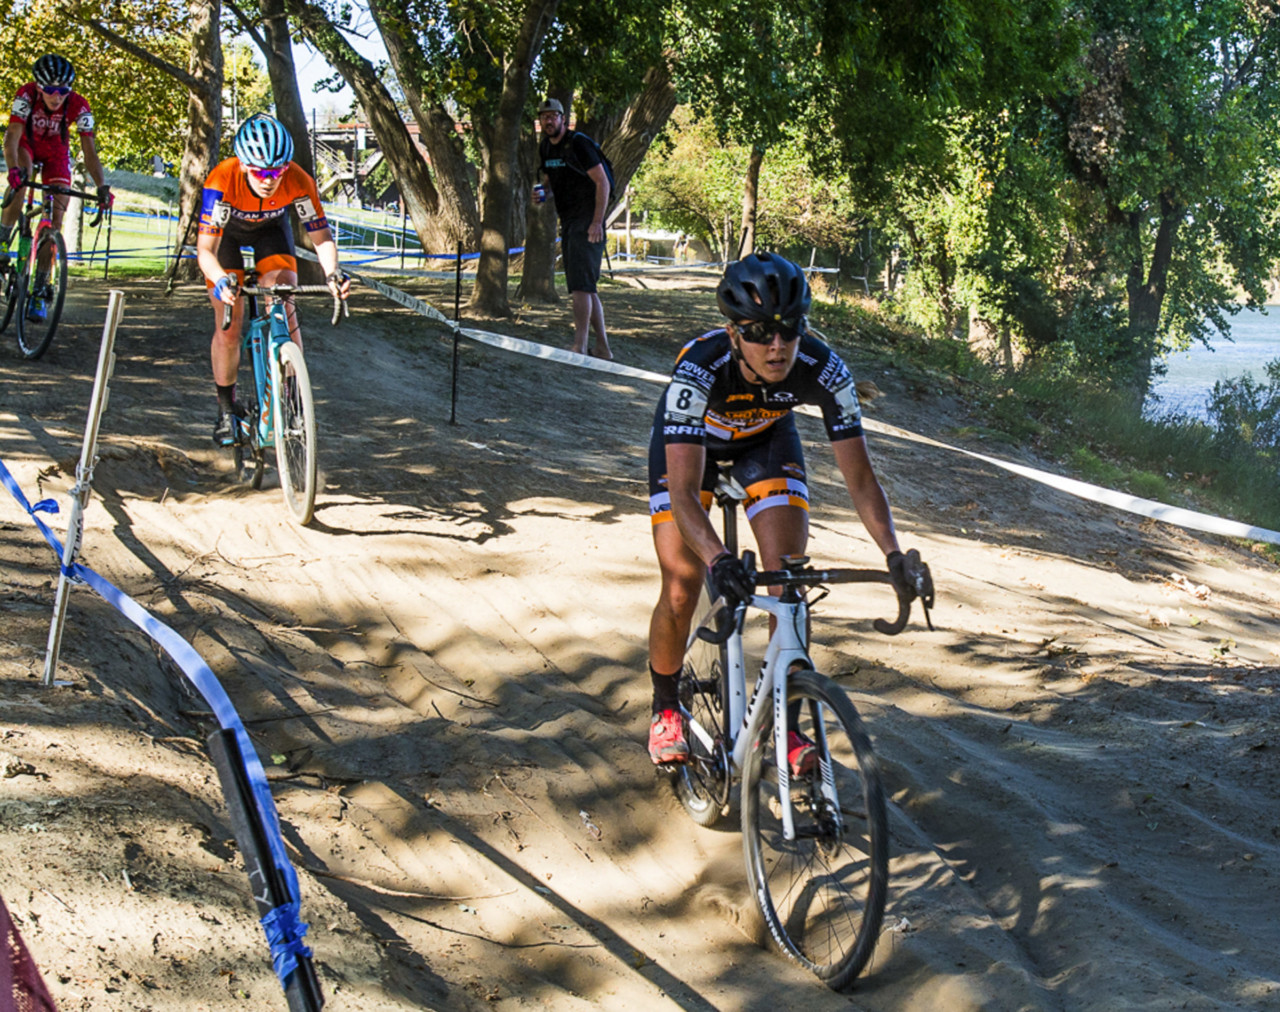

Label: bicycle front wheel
[674,582,733,827]
[741,668,888,990]
[16,230,68,360]
[0,263,17,333]
[272,341,317,525]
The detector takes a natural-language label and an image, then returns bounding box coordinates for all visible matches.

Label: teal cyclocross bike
[0,175,107,359]
[220,270,347,526]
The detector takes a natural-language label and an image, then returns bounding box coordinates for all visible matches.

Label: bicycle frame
[237,296,292,448]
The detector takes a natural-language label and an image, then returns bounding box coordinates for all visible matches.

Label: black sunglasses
[738,319,804,344]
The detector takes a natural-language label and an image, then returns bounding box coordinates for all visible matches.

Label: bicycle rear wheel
[674,583,733,827]
[272,341,317,524]
[741,668,888,990]
[16,230,67,360]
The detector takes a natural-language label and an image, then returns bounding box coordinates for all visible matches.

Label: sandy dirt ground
[2,271,1279,1011]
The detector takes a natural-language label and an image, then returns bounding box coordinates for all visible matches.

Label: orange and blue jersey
[198,157,328,238]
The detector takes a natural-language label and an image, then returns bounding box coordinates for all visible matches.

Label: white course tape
[328,258,1280,547]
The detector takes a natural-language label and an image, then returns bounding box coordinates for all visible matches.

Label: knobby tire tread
[273,341,317,525]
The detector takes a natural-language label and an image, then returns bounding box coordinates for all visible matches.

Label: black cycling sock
[650,665,681,714]
[216,383,237,413]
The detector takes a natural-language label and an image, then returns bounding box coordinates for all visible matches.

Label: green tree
[1044,0,1280,398]
[0,0,187,172]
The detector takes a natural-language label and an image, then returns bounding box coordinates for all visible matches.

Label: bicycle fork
[751,597,845,843]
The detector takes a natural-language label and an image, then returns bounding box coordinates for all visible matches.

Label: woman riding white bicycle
[645,252,921,766]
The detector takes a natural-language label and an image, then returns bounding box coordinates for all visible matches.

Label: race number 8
[667,381,707,423]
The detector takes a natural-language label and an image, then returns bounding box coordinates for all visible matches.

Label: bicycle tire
[0,263,17,333]
[741,668,888,990]
[16,230,67,360]
[674,582,733,827]
[273,341,317,525]
[234,441,266,489]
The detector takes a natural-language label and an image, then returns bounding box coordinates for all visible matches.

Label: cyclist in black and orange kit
[645,252,924,767]
[196,113,349,445]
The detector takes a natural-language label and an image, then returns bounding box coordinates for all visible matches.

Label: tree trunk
[255,0,323,282]
[171,0,223,282]
[737,144,764,258]
[1123,192,1183,401]
[516,132,558,303]
[469,0,560,317]
[368,0,481,250]
[578,59,678,199]
[285,0,460,254]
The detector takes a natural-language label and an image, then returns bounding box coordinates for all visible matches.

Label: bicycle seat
[712,461,748,502]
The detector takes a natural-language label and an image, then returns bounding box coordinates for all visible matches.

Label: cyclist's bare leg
[648,520,706,677]
[209,288,247,386]
[259,266,301,349]
[34,189,70,276]
[746,502,809,636]
[0,150,33,235]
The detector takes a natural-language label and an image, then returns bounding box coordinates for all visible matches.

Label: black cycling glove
[709,552,754,607]
[887,549,918,602]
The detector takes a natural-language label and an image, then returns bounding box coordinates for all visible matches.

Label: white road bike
[673,463,933,989]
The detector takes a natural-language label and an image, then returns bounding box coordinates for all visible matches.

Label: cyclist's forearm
[315,239,341,277]
[2,123,21,171]
[671,493,727,566]
[80,137,107,189]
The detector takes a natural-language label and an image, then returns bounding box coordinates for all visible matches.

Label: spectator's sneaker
[25,297,46,322]
[648,709,689,765]
[212,409,236,446]
[787,730,818,778]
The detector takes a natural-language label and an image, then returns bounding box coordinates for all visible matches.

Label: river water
[1145,307,1280,419]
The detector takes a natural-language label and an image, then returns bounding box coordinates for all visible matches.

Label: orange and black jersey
[659,329,864,447]
[198,158,329,237]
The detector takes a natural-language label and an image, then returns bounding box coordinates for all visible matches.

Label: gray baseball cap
[538,98,564,115]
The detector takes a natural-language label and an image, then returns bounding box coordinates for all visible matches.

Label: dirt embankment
[2,274,1278,1011]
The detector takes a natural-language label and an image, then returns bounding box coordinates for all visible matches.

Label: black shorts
[647,404,810,526]
[561,220,605,294]
[214,217,297,277]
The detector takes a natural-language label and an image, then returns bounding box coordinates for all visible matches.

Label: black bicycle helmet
[33,55,75,89]
[234,113,294,169]
[716,252,811,324]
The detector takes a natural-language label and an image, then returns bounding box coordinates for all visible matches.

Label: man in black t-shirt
[535,97,612,360]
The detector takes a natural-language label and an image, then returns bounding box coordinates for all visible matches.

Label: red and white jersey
[9,83,95,147]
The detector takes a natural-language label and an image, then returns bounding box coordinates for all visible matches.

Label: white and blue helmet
[234,113,294,169]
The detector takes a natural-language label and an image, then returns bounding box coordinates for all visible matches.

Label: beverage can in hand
[533,184,546,204]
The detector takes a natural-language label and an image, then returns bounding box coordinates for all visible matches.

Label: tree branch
[79,16,199,91]
[225,0,268,53]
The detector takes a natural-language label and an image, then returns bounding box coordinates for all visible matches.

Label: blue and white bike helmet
[33,54,76,89]
[234,113,294,169]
